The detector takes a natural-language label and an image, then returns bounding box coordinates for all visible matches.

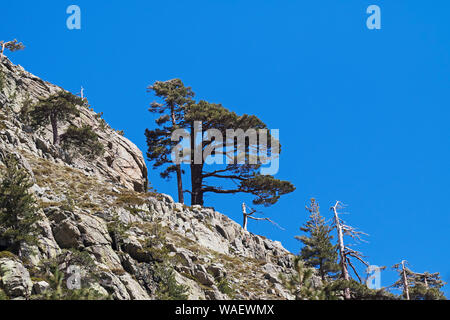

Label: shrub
[19,94,33,123]
[217,277,234,297]
[0,250,18,260]
[36,267,109,300]
[60,124,104,159]
[154,262,189,300]
[0,69,5,92]
[107,214,131,251]
[0,155,39,252]
[0,288,8,300]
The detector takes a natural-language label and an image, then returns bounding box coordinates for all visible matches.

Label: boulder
[0,258,33,298]
[33,281,50,295]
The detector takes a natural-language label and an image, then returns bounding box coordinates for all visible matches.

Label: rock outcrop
[0,57,147,192]
[0,257,33,298]
[0,57,304,300]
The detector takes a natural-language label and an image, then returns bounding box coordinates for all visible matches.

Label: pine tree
[28,91,83,145]
[408,272,446,300]
[0,39,25,61]
[295,198,340,281]
[145,79,194,204]
[0,155,39,253]
[184,100,295,206]
[325,278,397,300]
[280,256,326,300]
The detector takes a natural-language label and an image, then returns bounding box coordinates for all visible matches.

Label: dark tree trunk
[190,122,204,205]
[176,164,184,204]
[190,163,204,206]
[171,106,184,204]
[50,114,59,145]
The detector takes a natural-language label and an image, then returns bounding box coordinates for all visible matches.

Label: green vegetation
[216,277,234,297]
[392,263,446,300]
[107,213,131,252]
[0,39,25,61]
[0,155,39,253]
[0,250,17,260]
[0,288,8,300]
[295,198,339,281]
[146,79,295,207]
[145,79,194,204]
[35,267,108,300]
[324,279,397,300]
[280,256,326,300]
[154,262,189,300]
[27,91,83,145]
[60,124,104,159]
[140,223,171,262]
[30,249,109,300]
[114,191,146,207]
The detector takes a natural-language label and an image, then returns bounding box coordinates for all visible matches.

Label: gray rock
[0,258,33,298]
[207,264,226,279]
[193,265,215,287]
[33,281,50,294]
[119,273,150,300]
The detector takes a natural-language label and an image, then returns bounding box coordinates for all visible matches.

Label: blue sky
[2,0,449,296]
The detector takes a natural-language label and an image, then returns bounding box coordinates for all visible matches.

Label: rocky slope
[0,57,302,300]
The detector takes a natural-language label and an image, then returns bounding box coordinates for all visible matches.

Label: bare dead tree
[331,201,369,299]
[79,86,84,99]
[241,202,284,231]
[392,260,411,300]
[0,40,25,61]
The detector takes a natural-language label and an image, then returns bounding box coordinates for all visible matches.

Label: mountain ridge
[0,57,305,300]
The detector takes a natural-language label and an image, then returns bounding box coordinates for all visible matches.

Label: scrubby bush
[217,277,234,297]
[154,262,189,300]
[60,124,104,159]
[0,155,39,253]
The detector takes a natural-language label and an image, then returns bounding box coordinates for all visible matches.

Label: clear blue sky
[3,0,449,296]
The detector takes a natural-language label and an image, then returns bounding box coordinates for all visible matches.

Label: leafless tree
[241,202,284,231]
[330,201,369,299]
[392,260,410,300]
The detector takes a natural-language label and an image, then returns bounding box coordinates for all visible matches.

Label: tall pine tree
[295,198,339,281]
[28,91,83,145]
[145,79,194,203]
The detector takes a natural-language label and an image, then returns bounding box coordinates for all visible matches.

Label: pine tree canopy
[60,124,104,159]
[146,80,294,206]
[185,100,295,206]
[146,79,194,173]
[393,264,447,300]
[28,91,83,145]
[145,79,194,203]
